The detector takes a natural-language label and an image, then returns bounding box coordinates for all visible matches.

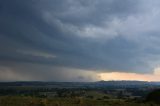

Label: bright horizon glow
[99,72,160,82]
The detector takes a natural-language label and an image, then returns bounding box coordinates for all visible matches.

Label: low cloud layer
[0,0,160,81]
[0,63,100,82]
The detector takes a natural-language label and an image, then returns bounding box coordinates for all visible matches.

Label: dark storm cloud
[0,0,160,81]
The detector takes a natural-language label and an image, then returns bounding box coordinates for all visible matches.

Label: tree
[146,89,160,104]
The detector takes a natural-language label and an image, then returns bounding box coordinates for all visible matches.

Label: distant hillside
[95,80,160,88]
[0,81,160,88]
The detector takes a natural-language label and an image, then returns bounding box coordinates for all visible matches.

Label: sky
[1,0,160,81]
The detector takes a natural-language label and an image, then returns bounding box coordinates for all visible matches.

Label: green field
[0,96,159,106]
[0,82,160,106]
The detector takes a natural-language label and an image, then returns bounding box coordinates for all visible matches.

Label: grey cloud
[0,0,160,81]
[0,63,100,82]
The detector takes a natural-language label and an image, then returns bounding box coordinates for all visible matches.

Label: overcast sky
[1,0,160,81]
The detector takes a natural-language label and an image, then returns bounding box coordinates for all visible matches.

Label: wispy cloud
[17,50,57,59]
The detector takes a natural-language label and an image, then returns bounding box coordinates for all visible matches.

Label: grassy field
[0,96,159,106]
[0,82,160,106]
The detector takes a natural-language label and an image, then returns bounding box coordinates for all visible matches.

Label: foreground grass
[0,96,158,106]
